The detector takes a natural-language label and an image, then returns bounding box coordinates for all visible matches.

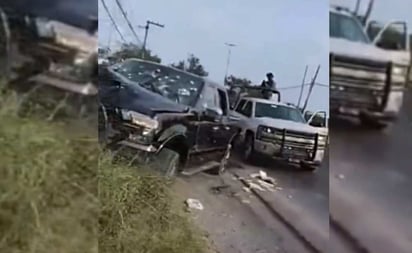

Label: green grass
[0,92,98,253]
[99,156,207,253]
[0,89,208,253]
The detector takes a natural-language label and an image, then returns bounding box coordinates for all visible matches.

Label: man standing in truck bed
[260,72,277,99]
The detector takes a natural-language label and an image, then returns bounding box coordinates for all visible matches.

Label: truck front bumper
[254,139,324,165]
[332,107,398,122]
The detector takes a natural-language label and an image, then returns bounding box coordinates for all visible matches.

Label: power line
[278,82,328,91]
[100,0,126,43]
[114,0,142,45]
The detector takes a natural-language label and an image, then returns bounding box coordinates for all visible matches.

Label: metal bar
[380,62,393,112]
[311,133,318,161]
[280,129,286,155]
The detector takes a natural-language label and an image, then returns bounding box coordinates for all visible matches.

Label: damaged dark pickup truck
[0,0,97,118]
[99,59,239,176]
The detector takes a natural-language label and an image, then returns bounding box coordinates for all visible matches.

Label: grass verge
[0,90,98,253]
[99,154,208,253]
[0,89,208,253]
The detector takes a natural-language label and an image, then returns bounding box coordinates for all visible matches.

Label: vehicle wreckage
[99,58,240,176]
[0,0,97,119]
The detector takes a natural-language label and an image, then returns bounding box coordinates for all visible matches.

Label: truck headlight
[392,66,407,76]
[257,125,277,140]
[120,110,159,130]
[318,135,327,146]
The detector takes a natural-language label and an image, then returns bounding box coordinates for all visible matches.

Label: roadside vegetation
[0,90,98,253]
[0,88,208,253]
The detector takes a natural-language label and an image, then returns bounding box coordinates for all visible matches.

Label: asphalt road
[174,173,316,253]
[233,152,329,238]
[330,89,412,252]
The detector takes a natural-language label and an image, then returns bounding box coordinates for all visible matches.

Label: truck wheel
[243,134,255,162]
[360,117,389,130]
[300,163,318,172]
[155,148,180,177]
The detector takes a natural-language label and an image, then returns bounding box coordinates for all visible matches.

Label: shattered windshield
[114,59,204,106]
[330,12,370,43]
[255,102,306,123]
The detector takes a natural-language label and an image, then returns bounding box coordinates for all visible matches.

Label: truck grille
[330,54,391,112]
[272,129,318,160]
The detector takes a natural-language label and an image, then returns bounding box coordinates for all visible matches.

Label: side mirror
[205,106,223,122]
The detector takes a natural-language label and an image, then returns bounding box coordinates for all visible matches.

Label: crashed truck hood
[256,117,322,135]
[330,37,411,66]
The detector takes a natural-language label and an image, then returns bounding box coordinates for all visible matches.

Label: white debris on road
[337,174,345,180]
[247,181,266,192]
[186,198,204,210]
[243,186,252,193]
[240,170,279,193]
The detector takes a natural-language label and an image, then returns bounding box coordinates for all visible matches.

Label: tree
[171,60,185,71]
[226,74,252,87]
[171,54,208,77]
[111,43,161,63]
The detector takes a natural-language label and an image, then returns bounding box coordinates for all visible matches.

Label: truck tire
[155,148,180,177]
[300,163,318,172]
[359,116,389,130]
[243,133,255,162]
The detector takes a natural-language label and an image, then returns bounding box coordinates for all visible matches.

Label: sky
[99,0,329,112]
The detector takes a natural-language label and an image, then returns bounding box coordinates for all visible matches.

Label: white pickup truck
[330,4,410,129]
[229,92,328,171]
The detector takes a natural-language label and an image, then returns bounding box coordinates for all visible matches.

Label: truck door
[214,88,238,148]
[306,110,328,128]
[369,21,411,105]
[197,85,217,151]
[368,21,409,51]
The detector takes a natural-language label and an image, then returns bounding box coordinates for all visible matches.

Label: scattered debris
[241,199,251,204]
[243,186,252,193]
[287,195,293,199]
[250,170,276,185]
[337,174,345,180]
[210,185,230,194]
[275,186,283,191]
[238,170,279,193]
[248,181,266,192]
[185,198,204,210]
[257,179,276,192]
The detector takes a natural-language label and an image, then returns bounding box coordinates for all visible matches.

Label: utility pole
[224,42,236,84]
[302,65,320,112]
[139,20,164,59]
[297,65,308,107]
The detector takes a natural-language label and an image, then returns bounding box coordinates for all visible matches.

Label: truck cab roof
[330,5,354,16]
[239,96,296,109]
